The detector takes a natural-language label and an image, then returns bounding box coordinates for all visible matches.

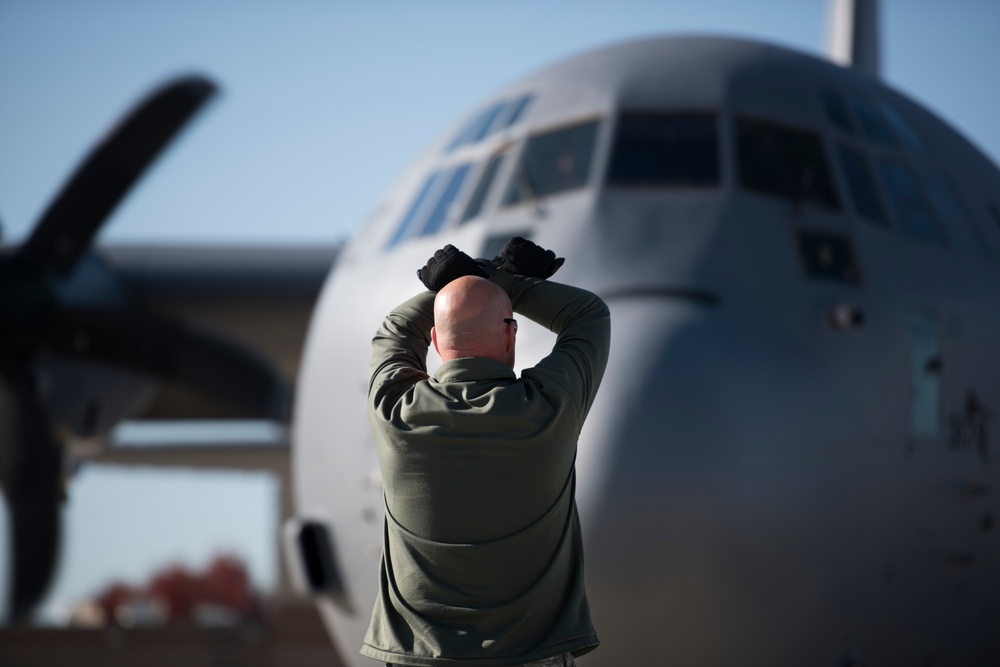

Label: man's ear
[431,326,440,356]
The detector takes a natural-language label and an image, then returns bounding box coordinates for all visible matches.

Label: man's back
[363,252,610,667]
[378,355,580,543]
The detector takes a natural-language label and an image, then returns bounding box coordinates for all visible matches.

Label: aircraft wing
[96,243,337,421]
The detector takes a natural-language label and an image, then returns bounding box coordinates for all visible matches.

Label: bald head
[432,276,516,366]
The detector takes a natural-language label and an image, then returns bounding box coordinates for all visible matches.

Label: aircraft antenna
[826,0,880,78]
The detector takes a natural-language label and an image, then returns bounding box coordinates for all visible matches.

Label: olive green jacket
[362,270,610,667]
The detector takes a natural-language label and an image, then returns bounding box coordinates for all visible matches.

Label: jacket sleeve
[368,290,436,416]
[492,270,611,422]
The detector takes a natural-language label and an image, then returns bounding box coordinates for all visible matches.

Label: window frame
[874,155,948,245]
[459,146,513,225]
[833,137,892,228]
[385,169,447,249]
[417,162,474,237]
[604,109,723,190]
[499,116,604,210]
[734,113,842,211]
[916,165,990,256]
[446,93,536,153]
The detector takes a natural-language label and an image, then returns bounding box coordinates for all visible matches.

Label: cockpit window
[736,117,839,209]
[385,163,473,248]
[849,96,897,147]
[606,113,719,187]
[447,94,535,152]
[876,158,944,243]
[448,104,504,151]
[876,101,928,155]
[419,163,473,236]
[461,152,507,224]
[822,92,856,135]
[917,167,987,255]
[836,143,889,226]
[502,120,599,206]
[470,104,508,144]
[386,171,443,248]
[502,94,534,129]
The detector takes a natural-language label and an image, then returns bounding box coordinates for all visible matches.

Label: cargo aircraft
[286,1,1000,665]
[2,0,999,664]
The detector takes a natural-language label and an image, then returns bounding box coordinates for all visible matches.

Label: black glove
[495,237,565,279]
[417,245,488,291]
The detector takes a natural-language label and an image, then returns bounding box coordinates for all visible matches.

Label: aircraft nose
[574,294,865,664]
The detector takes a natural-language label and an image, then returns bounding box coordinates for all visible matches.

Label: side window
[447,117,477,152]
[419,163,473,236]
[468,103,507,144]
[606,113,719,187]
[386,171,443,248]
[849,96,897,147]
[877,101,928,155]
[736,117,840,209]
[822,92,856,135]
[917,167,988,256]
[446,94,534,151]
[502,94,534,129]
[876,159,944,243]
[461,153,507,224]
[448,103,504,151]
[836,143,889,226]
[385,164,473,247]
[503,121,599,206]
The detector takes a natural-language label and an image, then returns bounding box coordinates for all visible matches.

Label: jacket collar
[434,357,516,383]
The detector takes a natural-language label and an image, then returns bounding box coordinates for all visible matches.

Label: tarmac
[0,601,344,667]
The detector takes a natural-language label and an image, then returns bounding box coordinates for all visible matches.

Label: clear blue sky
[1,0,998,622]
[1,0,998,247]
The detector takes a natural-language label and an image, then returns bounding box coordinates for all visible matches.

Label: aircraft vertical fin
[826,0,880,78]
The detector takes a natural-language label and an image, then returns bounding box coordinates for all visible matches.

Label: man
[362,238,611,667]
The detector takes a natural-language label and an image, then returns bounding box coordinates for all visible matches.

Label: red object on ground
[202,554,259,616]
[94,582,137,624]
[147,565,201,621]
[89,553,262,625]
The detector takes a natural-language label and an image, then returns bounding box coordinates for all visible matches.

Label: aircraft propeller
[0,76,291,623]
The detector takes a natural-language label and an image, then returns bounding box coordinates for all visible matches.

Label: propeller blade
[8,492,61,624]
[16,76,218,277]
[44,308,292,422]
[0,360,63,624]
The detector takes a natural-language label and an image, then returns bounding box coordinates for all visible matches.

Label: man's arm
[368,291,435,415]
[492,269,611,421]
[369,243,497,413]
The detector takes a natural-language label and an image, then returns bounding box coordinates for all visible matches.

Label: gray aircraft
[1,0,998,665]
[284,1,1000,665]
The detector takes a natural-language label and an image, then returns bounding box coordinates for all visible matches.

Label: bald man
[432,277,516,368]
[362,242,610,667]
